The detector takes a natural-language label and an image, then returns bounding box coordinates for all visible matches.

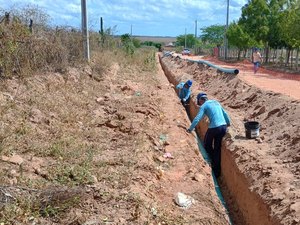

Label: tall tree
[267,0,287,48]
[176,34,199,48]
[239,0,270,51]
[226,22,254,59]
[200,25,225,46]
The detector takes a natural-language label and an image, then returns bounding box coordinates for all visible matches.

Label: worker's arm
[176,82,184,89]
[222,108,231,126]
[188,106,205,131]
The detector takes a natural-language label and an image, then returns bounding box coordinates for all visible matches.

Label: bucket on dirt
[244,121,260,139]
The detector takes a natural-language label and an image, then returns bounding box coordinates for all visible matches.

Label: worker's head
[184,80,193,88]
[196,92,208,106]
[254,47,258,52]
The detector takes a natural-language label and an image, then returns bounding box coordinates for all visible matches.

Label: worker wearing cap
[187,92,230,178]
[176,80,192,106]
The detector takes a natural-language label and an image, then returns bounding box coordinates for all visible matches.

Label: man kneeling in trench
[187,93,230,178]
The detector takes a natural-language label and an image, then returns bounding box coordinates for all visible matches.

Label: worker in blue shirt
[187,92,230,178]
[176,80,192,106]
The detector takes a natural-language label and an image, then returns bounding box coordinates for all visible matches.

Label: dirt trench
[159,54,300,225]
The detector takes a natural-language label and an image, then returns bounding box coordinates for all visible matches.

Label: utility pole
[81,0,90,61]
[195,20,197,38]
[184,28,187,48]
[100,17,104,46]
[131,24,132,36]
[224,0,229,60]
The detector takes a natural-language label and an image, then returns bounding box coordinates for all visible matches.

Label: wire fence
[195,46,300,71]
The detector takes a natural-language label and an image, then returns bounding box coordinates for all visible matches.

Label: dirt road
[181,55,300,100]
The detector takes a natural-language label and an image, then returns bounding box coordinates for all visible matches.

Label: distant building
[165,42,175,47]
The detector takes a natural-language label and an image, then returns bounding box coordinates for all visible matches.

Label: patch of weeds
[15,121,30,137]
[0,195,37,224]
[41,137,79,159]
[97,166,133,189]
[48,163,94,186]
[39,194,81,218]
[153,208,186,225]
[18,175,48,189]
[95,158,137,168]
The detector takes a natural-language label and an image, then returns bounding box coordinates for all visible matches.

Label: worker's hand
[186,128,192,133]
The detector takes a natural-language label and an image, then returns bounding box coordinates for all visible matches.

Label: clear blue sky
[0,0,247,37]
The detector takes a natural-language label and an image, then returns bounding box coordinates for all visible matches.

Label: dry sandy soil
[0,54,230,224]
[160,53,300,225]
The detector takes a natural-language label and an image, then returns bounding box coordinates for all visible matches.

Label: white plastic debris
[163,152,174,159]
[174,192,195,209]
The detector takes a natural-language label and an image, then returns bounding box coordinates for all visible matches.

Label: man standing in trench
[187,93,230,178]
[176,80,192,107]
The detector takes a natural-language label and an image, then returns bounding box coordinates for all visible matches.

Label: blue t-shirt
[189,100,230,130]
[176,82,191,101]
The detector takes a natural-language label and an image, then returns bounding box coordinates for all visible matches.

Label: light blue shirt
[176,82,191,101]
[189,100,230,130]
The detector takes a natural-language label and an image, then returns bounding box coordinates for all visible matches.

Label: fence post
[4,12,10,25]
[29,19,33,33]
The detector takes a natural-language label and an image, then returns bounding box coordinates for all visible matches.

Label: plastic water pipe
[186,58,239,75]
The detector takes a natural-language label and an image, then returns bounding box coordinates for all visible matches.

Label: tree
[13,4,50,30]
[239,0,269,43]
[279,0,300,68]
[132,38,141,48]
[267,0,287,49]
[226,22,254,59]
[200,25,225,46]
[280,0,300,48]
[121,33,135,55]
[176,34,199,48]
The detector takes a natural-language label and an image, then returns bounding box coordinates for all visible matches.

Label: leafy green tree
[239,0,270,44]
[141,41,162,50]
[132,38,141,48]
[200,25,225,46]
[238,0,270,61]
[226,22,254,59]
[176,34,199,48]
[267,0,287,49]
[121,33,135,55]
[279,0,300,67]
[280,0,300,48]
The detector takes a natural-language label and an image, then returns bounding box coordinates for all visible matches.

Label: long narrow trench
[159,55,281,225]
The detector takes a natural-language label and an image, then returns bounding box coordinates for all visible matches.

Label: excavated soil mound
[160,54,300,225]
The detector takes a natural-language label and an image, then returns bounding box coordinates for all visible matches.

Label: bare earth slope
[0,56,229,224]
[160,55,300,225]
